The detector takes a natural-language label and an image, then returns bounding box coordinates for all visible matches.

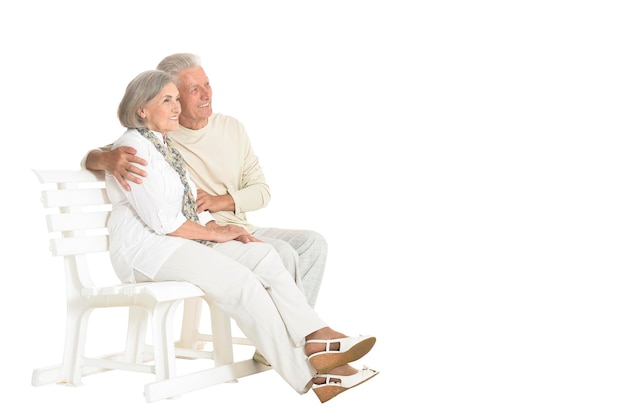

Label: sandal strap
[305,338,342,351]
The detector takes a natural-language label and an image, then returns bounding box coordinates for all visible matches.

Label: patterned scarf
[137,127,212,246]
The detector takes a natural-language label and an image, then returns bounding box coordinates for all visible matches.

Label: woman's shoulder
[113,129,150,150]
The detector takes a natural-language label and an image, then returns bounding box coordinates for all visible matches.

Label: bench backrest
[33,169,111,292]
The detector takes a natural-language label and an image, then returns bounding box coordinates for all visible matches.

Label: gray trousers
[252,228,328,307]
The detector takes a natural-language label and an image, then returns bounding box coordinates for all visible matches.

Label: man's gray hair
[157,53,202,85]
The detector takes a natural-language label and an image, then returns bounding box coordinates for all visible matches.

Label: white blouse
[105,128,212,283]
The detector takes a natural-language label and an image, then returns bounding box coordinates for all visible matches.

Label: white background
[1,0,625,415]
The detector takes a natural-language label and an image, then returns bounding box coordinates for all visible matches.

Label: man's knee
[310,231,327,252]
[269,240,299,272]
[300,230,328,261]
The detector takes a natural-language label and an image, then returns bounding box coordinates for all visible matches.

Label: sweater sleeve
[79,144,114,169]
[227,129,271,214]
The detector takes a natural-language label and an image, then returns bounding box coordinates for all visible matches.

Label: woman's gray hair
[157,53,202,85]
[117,70,175,128]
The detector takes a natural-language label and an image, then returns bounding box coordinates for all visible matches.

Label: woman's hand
[234,234,263,243]
[205,221,262,243]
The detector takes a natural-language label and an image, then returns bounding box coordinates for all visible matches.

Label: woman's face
[139,82,181,136]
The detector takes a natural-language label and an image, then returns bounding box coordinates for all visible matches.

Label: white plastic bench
[31,169,269,402]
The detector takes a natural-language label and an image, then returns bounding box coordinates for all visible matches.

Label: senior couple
[83,53,379,403]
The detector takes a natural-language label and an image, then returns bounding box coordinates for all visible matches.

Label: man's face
[177,66,213,129]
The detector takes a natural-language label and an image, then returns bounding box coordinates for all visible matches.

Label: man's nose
[200,85,211,96]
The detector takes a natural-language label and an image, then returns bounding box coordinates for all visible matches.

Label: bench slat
[50,236,109,256]
[47,212,110,233]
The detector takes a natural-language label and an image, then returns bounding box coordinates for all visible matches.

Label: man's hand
[87,147,147,191]
[197,188,236,213]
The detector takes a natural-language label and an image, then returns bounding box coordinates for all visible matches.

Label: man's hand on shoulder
[87,147,147,191]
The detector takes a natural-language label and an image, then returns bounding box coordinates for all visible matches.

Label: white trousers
[151,240,326,393]
[253,228,328,307]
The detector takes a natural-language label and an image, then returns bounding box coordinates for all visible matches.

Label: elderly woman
[105,69,378,403]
